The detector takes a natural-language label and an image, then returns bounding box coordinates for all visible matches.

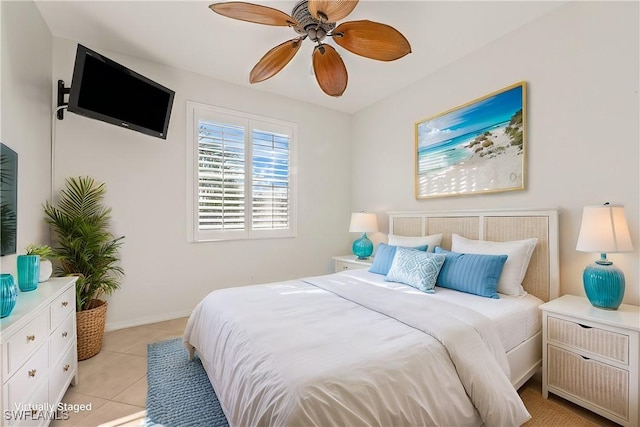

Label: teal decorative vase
[0,274,18,318]
[583,258,625,310]
[17,255,40,292]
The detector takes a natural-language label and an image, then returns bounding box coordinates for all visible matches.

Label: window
[187,102,297,241]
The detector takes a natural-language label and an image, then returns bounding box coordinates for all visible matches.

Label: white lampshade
[349,212,378,233]
[576,204,633,253]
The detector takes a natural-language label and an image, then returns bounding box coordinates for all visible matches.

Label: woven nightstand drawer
[548,345,629,420]
[548,316,628,364]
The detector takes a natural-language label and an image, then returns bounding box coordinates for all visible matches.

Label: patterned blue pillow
[434,247,507,299]
[369,243,428,275]
[384,247,445,293]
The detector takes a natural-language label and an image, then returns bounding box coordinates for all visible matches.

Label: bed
[184,209,559,427]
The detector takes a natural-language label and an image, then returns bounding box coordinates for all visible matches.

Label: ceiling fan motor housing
[292,0,335,42]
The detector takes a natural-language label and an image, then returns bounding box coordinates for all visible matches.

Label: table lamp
[576,203,633,310]
[349,212,378,260]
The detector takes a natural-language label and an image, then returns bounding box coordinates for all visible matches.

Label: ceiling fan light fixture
[209,0,411,97]
[307,27,327,42]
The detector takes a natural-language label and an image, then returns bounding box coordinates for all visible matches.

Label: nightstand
[540,294,639,426]
[332,255,373,273]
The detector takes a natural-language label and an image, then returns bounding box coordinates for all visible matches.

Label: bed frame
[388,208,559,389]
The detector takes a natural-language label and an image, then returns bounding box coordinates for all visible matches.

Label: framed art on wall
[415,81,526,199]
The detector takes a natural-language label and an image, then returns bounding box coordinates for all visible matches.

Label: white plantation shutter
[252,129,290,230]
[188,103,297,241]
[198,121,245,231]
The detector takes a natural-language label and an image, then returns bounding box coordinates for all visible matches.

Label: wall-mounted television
[68,44,175,139]
[0,143,17,256]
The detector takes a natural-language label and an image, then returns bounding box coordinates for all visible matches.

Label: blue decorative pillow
[434,247,507,299]
[369,243,428,275]
[385,247,445,293]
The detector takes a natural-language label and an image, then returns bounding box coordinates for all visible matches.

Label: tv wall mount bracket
[57,80,70,120]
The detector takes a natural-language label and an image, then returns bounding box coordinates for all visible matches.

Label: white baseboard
[105,309,193,332]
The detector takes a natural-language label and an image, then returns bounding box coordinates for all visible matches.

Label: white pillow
[388,234,442,253]
[451,234,537,297]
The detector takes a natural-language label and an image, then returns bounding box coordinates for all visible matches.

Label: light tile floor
[51,317,188,427]
[52,317,617,427]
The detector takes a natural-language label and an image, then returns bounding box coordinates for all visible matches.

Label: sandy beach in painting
[417,124,523,197]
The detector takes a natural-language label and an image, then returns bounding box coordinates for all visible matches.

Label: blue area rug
[146,338,229,427]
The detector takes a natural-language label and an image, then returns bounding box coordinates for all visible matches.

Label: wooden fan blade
[334,20,411,61]
[210,2,299,27]
[308,0,358,23]
[312,44,348,97]
[250,38,303,83]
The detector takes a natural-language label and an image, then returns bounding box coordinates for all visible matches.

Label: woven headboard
[388,209,559,302]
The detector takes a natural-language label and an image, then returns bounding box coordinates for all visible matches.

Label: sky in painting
[417,85,523,150]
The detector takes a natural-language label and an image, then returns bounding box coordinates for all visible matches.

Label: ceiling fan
[209,0,412,97]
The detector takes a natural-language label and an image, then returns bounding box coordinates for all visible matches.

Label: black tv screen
[68,44,175,139]
[0,143,17,256]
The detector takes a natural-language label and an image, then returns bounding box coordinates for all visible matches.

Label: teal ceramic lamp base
[583,254,625,310]
[352,233,373,260]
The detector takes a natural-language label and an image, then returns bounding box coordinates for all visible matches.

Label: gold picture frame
[415,82,526,199]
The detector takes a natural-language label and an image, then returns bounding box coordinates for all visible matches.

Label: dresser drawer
[548,316,629,364]
[50,311,75,365]
[6,342,49,408]
[8,378,49,427]
[5,311,49,376]
[49,343,76,405]
[335,261,368,271]
[50,286,75,330]
[547,345,629,420]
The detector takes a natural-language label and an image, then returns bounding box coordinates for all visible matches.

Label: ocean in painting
[417,121,509,173]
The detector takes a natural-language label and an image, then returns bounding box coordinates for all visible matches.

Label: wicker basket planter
[76,299,108,361]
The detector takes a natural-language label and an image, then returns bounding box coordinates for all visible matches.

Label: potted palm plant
[44,176,125,360]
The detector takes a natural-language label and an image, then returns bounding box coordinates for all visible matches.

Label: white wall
[52,38,352,329]
[0,1,53,276]
[351,1,640,305]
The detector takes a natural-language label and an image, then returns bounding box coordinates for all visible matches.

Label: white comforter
[183,272,531,427]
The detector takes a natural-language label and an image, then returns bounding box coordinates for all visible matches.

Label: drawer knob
[62,301,69,307]
[63,364,70,372]
[26,335,36,342]
[62,331,68,338]
[28,369,36,377]
[343,266,349,270]
[578,323,593,329]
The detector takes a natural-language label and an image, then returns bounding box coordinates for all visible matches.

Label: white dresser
[0,277,78,426]
[540,294,639,427]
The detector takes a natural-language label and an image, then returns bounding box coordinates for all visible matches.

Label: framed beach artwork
[415,82,526,199]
